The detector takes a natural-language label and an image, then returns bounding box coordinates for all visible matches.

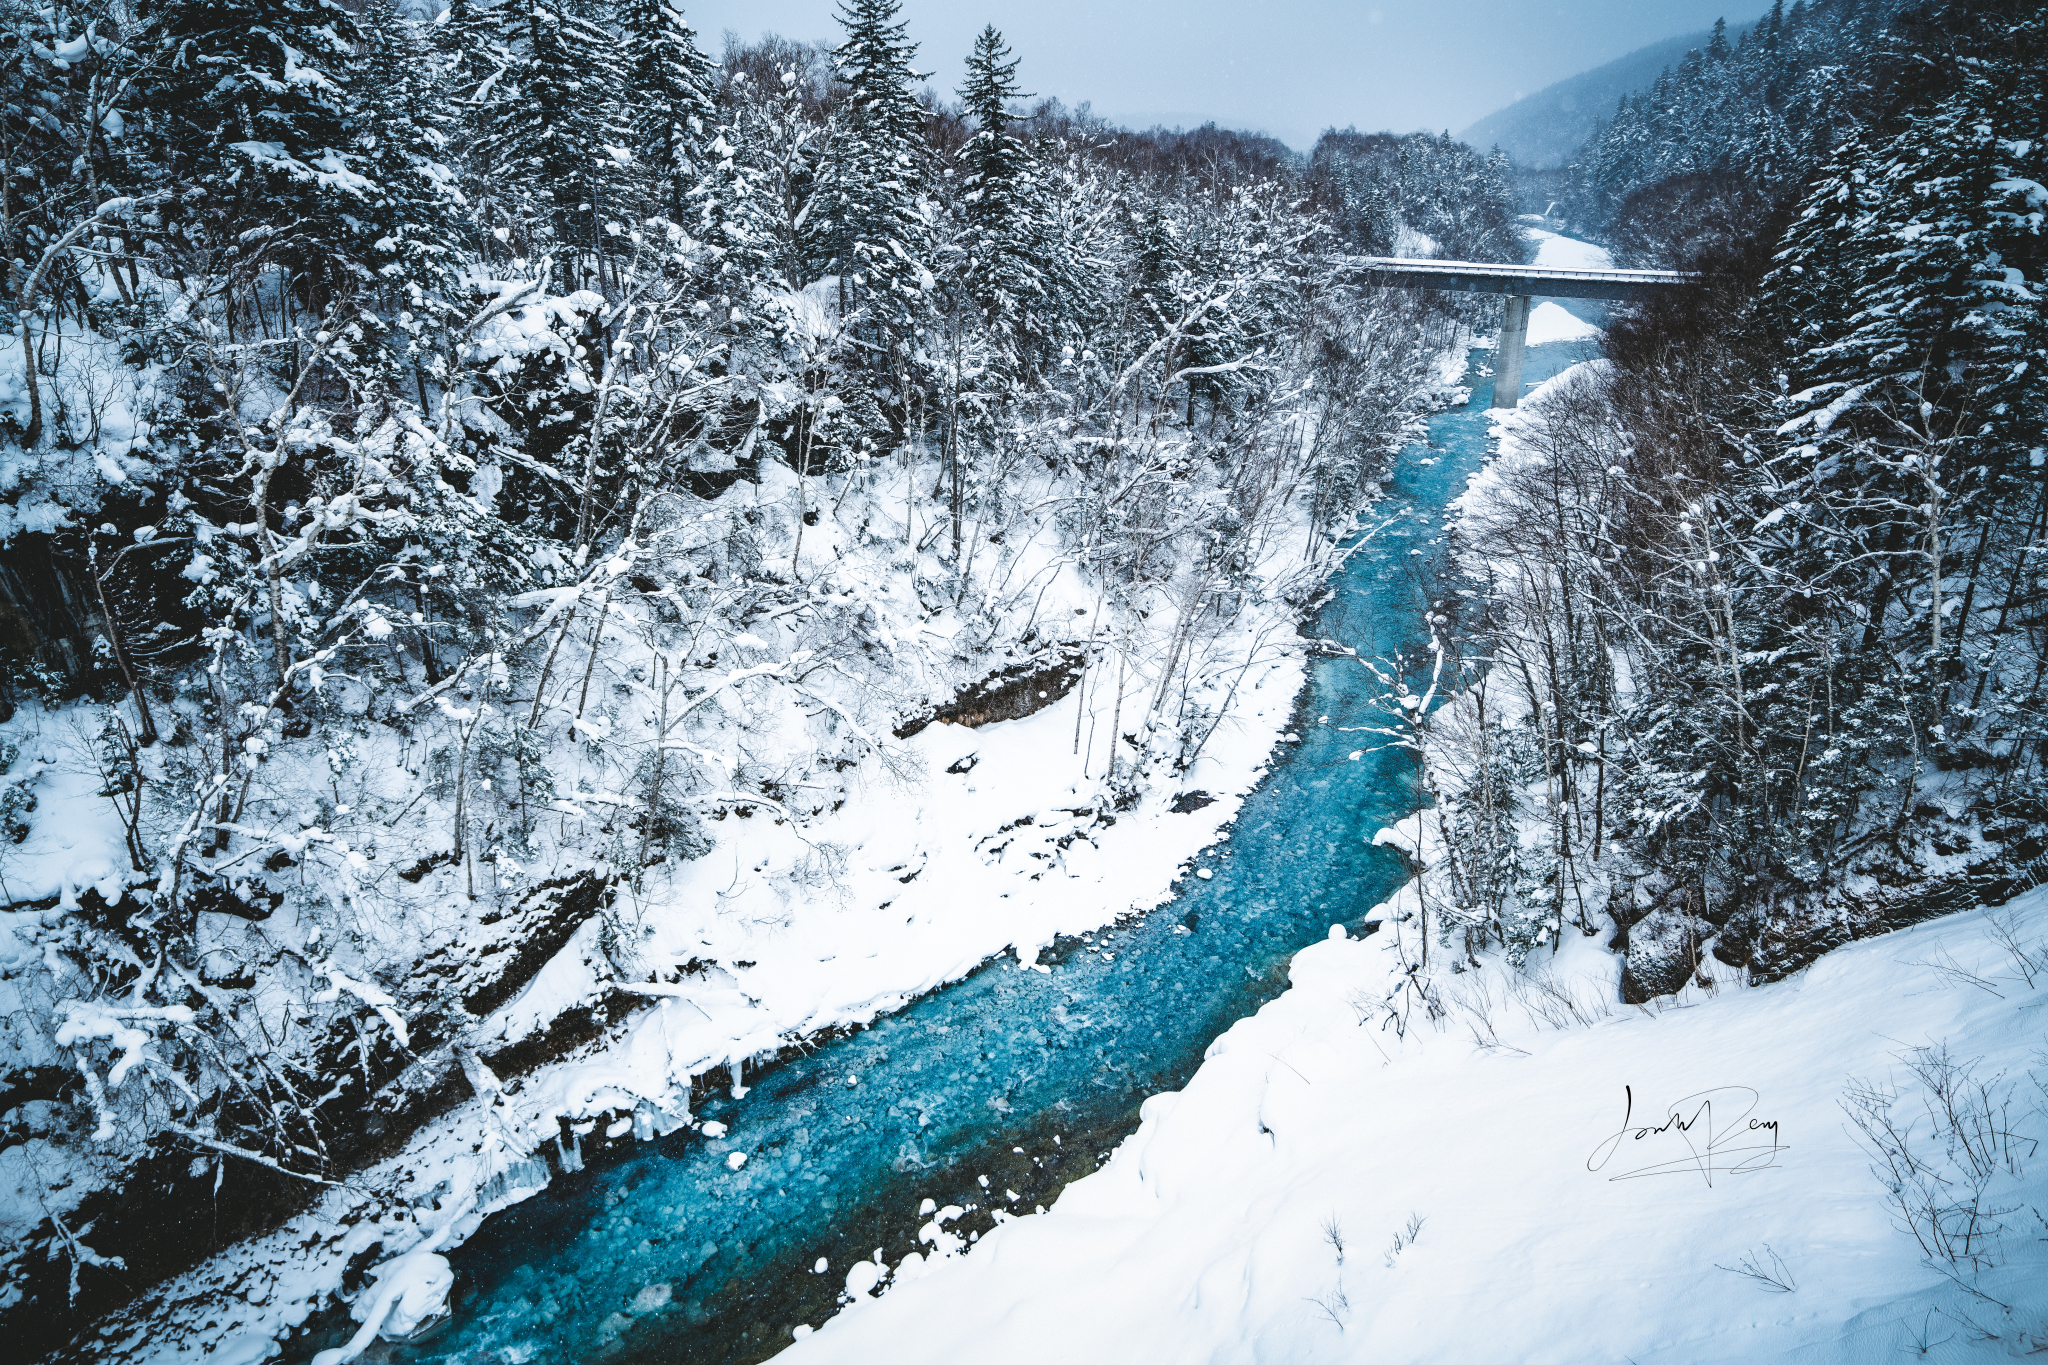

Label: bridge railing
[1355,256,1698,286]
[1348,256,1700,302]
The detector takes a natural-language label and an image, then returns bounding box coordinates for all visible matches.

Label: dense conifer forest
[1417,0,2047,998]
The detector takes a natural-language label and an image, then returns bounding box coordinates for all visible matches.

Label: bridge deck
[1356,257,1699,301]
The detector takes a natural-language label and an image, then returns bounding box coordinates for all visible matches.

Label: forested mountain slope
[1561,0,1919,259]
[0,0,1518,1357]
[1457,24,1727,172]
[1421,0,2046,999]
[1306,130,1525,263]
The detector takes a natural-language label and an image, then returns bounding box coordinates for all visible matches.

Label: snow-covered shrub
[1844,1043,2041,1282]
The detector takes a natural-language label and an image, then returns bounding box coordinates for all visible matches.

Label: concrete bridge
[1354,257,1700,408]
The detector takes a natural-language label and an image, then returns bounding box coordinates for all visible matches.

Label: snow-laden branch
[312,962,412,1049]
[165,1127,351,1187]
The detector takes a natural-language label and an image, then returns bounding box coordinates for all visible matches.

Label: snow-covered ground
[1525,300,1602,345]
[1516,230,1610,344]
[1526,224,1614,272]
[778,878,2048,1364]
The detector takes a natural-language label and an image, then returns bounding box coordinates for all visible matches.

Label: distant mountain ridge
[1460,18,1760,168]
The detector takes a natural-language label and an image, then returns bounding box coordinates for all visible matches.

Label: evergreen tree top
[960,24,1031,197]
[960,24,1027,130]
[834,0,927,144]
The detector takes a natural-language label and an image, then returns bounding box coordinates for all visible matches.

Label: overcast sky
[677,0,1761,150]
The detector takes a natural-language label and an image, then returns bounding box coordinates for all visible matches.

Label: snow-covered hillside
[3,0,2038,1356]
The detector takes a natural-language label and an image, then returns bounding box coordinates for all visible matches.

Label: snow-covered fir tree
[955,25,1075,369]
[472,0,638,275]
[133,0,366,299]
[619,0,718,225]
[820,0,934,356]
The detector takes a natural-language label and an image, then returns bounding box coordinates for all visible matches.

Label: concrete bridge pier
[1492,295,1531,410]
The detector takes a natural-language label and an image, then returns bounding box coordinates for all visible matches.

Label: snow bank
[1526,226,1614,273]
[1524,300,1602,345]
[308,1250,454,1365]
[780,889,2048,1363]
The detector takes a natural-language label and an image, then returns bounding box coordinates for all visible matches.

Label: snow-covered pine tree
[348,0,466,343]
[1388,132,1523,262]
[1477,146,1520,256]
[956,25,1075,370]
[433,0,522,258]
[687,73,790,303]
[1439,718,1530,958]
[433,0,516,135]
[473,0,640,282]
[133,0,365,302]
[1313,141,1399,255]
[958,27,1029,215]
[618,0,717,225]
[1130,200,1181,340]
[1762,6,2046,703]
[824,0,934,356]
[434,0,515,105]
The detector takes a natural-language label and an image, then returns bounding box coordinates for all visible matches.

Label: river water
[346,302,1604,1365]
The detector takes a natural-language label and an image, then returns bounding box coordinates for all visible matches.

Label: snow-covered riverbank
[18,516,1289,1363]
[778,877,2048,1364]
